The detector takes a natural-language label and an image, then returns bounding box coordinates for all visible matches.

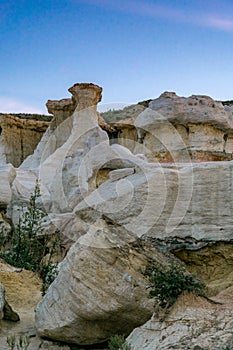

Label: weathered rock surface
[0,114,50,167]
[3,300,20,322]
[72,160,233,246]
[0,164,16,209]
[35,231,170,345]
[109,168,135,181]
[127,288,233,350]
[5,83,233,347]
[0,283,5,320]
[0,283,19,323]
[0,212,12,243]
[104,92,233,162]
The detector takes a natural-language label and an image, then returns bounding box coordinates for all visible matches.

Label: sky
[1,0,233,114]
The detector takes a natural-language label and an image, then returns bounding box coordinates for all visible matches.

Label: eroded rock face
[35,233,169,345]
[127,288,233,350]
[0,283,20,323]
[0,164,16,209]
[7,83,233,347]
[0,114,50,167]
[104,93,233,162]
[135,93,233,162]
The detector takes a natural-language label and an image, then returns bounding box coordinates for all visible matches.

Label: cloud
[78,0,233,33]
[205,16,233,31]
[0,97,45,114]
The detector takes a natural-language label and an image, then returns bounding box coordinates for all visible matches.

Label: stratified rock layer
[104,92,233,162]
[0,114,50,167]
[35,233,169,345]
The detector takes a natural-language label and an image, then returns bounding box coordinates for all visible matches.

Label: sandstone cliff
[0,114,50,167]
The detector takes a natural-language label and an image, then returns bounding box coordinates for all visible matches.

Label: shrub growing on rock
[108,334,132,350]
[144,262,206,308]
[1,180,61,294]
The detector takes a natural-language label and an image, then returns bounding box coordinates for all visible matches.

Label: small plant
[7,334,30,350]
[108,334,132,350]
[40,262,59,296]
[144,262,206,308]
[1,180,61,294]
[3,180,47,271]
[7,334,16,350]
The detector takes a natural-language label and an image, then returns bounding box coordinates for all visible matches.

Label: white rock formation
[4,83,233,347]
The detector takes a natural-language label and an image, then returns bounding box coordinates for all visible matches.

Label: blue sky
[1,0,233,113]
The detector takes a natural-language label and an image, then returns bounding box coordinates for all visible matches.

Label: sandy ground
[0,262,108,349]
[0,261,46,349]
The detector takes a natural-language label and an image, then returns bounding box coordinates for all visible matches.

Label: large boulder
[35,229,170,345]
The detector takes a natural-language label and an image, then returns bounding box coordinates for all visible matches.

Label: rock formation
[0,283,19,322]
[0,114,50,167]
[127,288,233,350]
[2,83,233,348]
[104,92,233,162]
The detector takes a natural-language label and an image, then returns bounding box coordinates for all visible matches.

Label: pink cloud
[206,16,233,31]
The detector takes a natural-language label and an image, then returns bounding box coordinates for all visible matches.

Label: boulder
[3,300,20,321]
[0,283,20,322]
[35,229,171,345]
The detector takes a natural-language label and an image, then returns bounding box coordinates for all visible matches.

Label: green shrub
[7,334,30,350]
[108,334,132,350]
[40,262,59,296]
[1,180,61,294]
[144,262,205,308]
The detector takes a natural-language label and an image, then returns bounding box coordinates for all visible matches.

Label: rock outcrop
[127,288,233,350]
[103,92,233,162]
[3,83,233,347]
[0,114,50,167]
